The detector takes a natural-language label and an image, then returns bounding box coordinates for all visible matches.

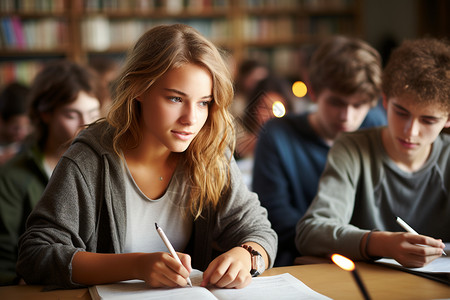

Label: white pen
[396,216,446,256]
[155,223,193,287]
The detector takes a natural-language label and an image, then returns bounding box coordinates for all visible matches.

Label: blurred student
[16,24,276,289]
[0,82,32,164]
[90,56,121,117]
[236,74,294,189]
[296,38,449,268]
[0,61,101,285]
[231,59,269,119]
[253,36,387,266]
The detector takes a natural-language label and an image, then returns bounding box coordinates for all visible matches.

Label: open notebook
[376,243,450,286]
[89,269,331,300]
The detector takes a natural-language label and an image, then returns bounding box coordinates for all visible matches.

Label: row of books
[81,16,355,51]
[309,16,355,36]
[82,17,353,53]
[84,0,229,13]
[0,61,43,86]
[245,46,301,77]
[83,0,355,13]
[242,17,306,42]
[0,16,68,50]
[0,0,357,14]
[0,14,354,53]
[243,0,301,9]
[82,16,231,51]
[0,0,67,13]
[302,0,355,10]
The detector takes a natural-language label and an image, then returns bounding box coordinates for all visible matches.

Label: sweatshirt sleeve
[213,156,278,268]
[295,135,368,260]
[16,154,101,289]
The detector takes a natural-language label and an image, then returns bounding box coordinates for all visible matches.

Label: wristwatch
[241,244,265,277]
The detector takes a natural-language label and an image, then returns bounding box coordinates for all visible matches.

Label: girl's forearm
[72,251,143,285]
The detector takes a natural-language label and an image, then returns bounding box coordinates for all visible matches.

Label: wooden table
[1,262,449,299]
[264,262,450,299]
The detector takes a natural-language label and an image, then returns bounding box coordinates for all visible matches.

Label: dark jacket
[0,144,48,285]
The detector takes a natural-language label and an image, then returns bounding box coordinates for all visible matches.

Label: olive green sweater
[0,144,48,285]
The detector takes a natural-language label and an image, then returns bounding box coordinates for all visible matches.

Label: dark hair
[234,59,269,95]
[29,60,100,147]
[382,38,450,111]
[0,82,30,121]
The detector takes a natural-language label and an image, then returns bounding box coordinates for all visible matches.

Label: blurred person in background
[0,61,101,285]
[236,74,295,189]
[253,36,387,266]
[0,82,32,164]
[90,56,121,117]
[231,59,269,119]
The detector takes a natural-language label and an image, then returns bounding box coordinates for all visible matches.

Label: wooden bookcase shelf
[0,0,362,85]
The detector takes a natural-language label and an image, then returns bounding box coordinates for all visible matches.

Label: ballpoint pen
[155,223,193,287]
[396,216,446,256]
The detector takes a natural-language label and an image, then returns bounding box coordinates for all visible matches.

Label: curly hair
[106,24,235,218]
[382,38,450,112]
[309,35,382,104]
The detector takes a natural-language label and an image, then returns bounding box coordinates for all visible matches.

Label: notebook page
[210,273,331,300]
[89,269,213,300]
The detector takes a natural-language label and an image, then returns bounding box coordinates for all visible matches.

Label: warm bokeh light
[292,81,308,98]
[272,101,286,118]
[331,254,355,271]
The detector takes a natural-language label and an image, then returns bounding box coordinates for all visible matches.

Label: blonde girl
[17,24,276,289]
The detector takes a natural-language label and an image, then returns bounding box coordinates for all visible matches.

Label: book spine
[1,18,16,48]
[11,16,26,49]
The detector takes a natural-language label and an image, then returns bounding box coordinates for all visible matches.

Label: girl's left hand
[201,246,252,289]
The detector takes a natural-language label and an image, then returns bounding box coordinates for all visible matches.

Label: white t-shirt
[123,162,193,253]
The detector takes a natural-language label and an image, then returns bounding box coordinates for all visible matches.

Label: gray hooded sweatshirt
[17,121,277,289]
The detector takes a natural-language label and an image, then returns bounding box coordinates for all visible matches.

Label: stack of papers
[89,269,331,300]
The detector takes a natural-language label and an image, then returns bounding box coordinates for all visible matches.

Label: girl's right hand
[72,251,192,287]
[135,252,192,287]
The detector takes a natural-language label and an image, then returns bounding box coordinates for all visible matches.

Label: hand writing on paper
[136,252,192,287]
[368,231,445,268]
[201,246,252,289]
[72,251,192,287]
[393,233,445,268]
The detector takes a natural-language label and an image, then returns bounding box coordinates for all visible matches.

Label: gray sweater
[17,122,277,289]
[296,128,450,260]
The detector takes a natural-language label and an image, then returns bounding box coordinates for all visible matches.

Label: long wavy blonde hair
[106,24,235,218]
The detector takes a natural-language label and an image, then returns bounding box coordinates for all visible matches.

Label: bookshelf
[0,0,362,86]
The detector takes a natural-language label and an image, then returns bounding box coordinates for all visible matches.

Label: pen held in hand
[395,217,446,256]
[155,223,193,287]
